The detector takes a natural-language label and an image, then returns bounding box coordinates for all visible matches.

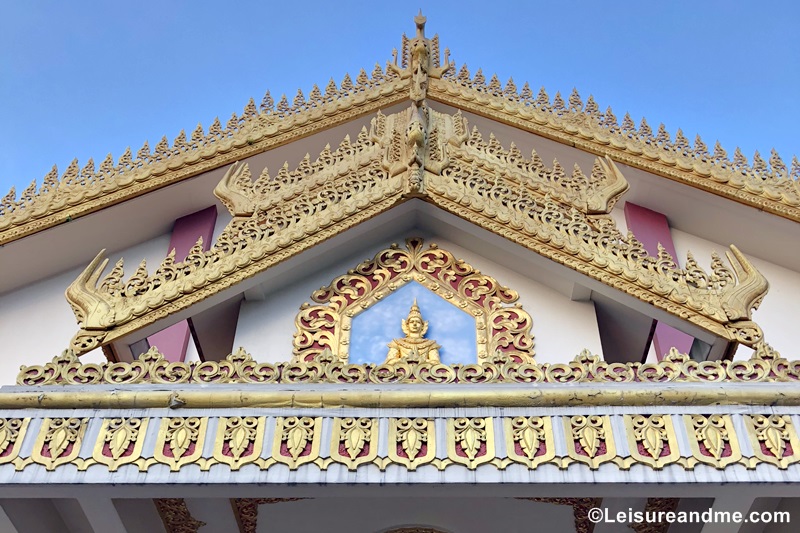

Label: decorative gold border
[5,17,797,255]
[271,416,322,470]
[504,416,555,469]
[212,416,266,470]
[623,415,680,470]
[92,417,149,471]
[743,414,800,469]
[447,417,495,468]
[329,417,379,470]
[683,414,742,469]
[292,237,534,363]
[387,418,436,470]
[1,414,799,474]
[153,417,208,471]
[19,343,798,388]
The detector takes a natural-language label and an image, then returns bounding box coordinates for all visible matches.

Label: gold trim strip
[4,384,800,410]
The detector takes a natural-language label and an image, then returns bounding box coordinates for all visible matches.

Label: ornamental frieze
[1,413,800,477]
[3,16,797,252]
[18,341,797,387]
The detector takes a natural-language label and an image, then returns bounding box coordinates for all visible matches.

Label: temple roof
[1,17,798,248]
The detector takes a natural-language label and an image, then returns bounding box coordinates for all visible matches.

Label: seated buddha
[384,300,441,364]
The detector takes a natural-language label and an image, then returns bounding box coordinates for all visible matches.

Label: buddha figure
[384,299,441,364]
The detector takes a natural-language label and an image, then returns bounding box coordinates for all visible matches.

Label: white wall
[671,229,800,360]
[0,232,172,384]
[234,233,603,365]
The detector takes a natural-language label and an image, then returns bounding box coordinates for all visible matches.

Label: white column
[77,498,127,533]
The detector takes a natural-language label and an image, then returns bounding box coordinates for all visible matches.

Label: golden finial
[414,9,426,38]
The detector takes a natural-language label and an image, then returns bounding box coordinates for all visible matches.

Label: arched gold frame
[292,238,534,363]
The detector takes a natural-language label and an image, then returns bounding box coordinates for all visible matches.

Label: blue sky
[1,1,797,196]
[349,281,477,365]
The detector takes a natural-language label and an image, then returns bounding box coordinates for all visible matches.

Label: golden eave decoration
[64,94,768,355]
[1,16,797,248]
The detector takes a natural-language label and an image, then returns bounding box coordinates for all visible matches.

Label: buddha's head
[401,299,429,338]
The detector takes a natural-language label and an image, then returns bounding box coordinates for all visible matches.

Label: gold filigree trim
[154,498,206,533]
[63,102,767,355]
[18,342,800,386]
[2,414,800,474]
[430,71,800,222]
[293,238,534,363]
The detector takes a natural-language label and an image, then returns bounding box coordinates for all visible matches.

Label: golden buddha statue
[384,299,441,364]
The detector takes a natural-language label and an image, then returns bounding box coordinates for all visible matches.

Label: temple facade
[0,14,799,533]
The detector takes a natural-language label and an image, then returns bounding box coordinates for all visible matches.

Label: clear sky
[1,1,797,197]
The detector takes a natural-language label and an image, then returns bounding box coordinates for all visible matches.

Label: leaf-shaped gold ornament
[764,425,786,459]
[49,426,71,459]
[229,425,249,460]
[402,427,422,460]
[170,426,191,459]
[286,425,307,460]
[642,425,664,460]
[0,427,9,454]
[344,425,366,460]
[700,423,724,460]
[517,426,540,460]
[579,425,599,458]
[461,425,481,459]
[110,425,132,460]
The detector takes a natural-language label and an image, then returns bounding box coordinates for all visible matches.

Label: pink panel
[624,203,694,359]
[146,206,217,362]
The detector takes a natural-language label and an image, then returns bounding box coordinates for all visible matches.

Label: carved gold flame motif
[632,415,667,460]
[454,418,486,460]
[396,418,428,461]
[105,418,141,460]
[0,419,21,456]
[511,416,546,460]
[224,417,258,461]
[45,418,82,460]
[166,418,201,460]
[571,415,605,459]
[340,418,372,460]
[691,415,729,460]
[282,417,315,460]
[752,415,789,459]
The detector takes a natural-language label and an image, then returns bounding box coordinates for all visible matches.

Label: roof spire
[414,10,426,39]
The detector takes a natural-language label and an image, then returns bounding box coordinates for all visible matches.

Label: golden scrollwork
[5,413,800,474]
[388,418,436,470]
[294,237,534,363]
[684,414,742,469]
[565,415,616,469]
[63,100,768,354]
[743,414,800,469]
[17,342,800,387]
[0,418,29,465]
[92,418,149,471]
[272,416,322,469]
[504,416,555,469]
[623,415,680,469]
[31,417,88,471]
[154,498,206,533]
[212,416,265,470]
[431,65,800,222]
[154,417,208,471]
[447,417,495,468]
[330,417,379,470]
[5,15,796,258]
